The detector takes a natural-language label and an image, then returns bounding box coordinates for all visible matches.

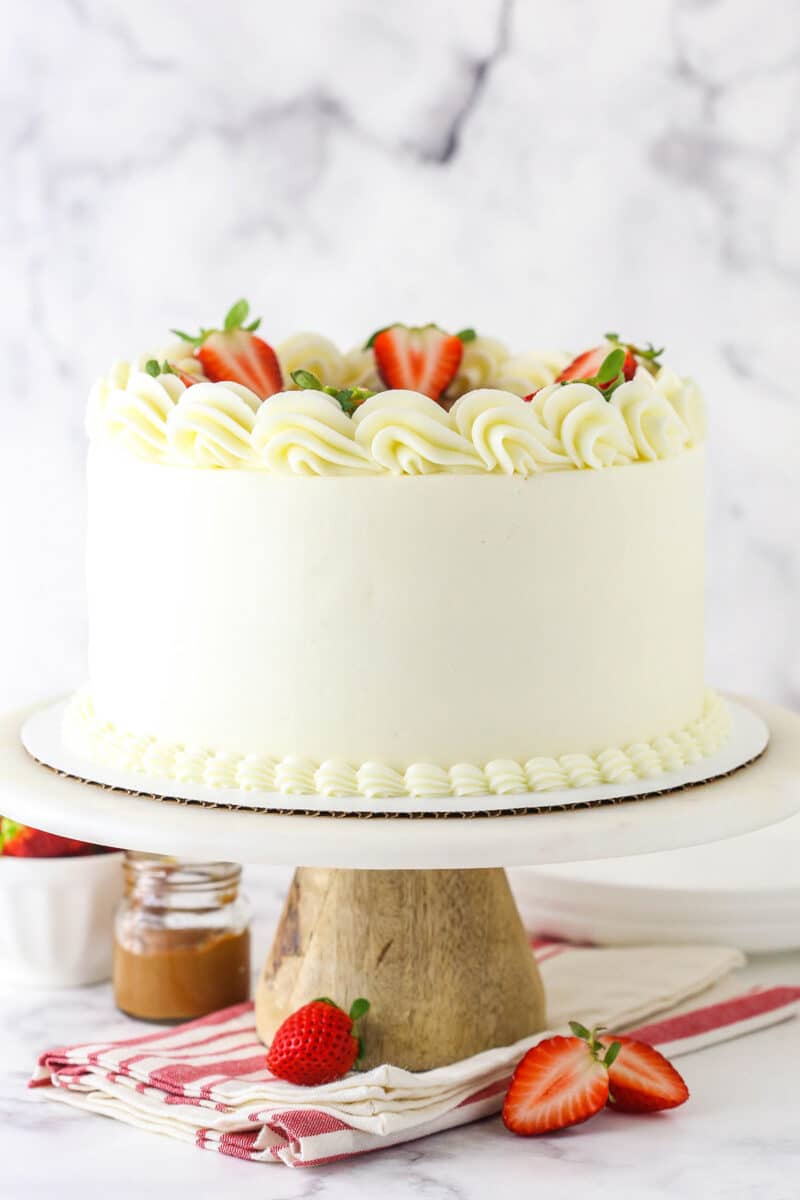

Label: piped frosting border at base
[64,689,731,801]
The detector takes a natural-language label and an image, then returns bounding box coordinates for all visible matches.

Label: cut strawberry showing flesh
[557,343,637,388]
[502,1034,610,1136]
[599,1035,690,1113]
[171,299,283,401]
[197,328,282,399]
[371,324,464,403]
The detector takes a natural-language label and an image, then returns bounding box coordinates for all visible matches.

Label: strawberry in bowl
[0,817,109,858]
[0,816,122,986]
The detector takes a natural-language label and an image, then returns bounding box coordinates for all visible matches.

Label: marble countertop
[1,864,798,1200]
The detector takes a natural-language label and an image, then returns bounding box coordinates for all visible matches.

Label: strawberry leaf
[456,328,477,343]
[349,998,370,1022]
[311,996,340,1009]
[291,369,323,391]
[596,348,626,384]
[224,298,250,332]
[170,328,199,345]
[603,1041,622,1068]
[335,388,357,414]
[568,1020,592,1041]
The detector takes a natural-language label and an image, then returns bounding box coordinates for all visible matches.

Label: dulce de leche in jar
[113,854,251,1022]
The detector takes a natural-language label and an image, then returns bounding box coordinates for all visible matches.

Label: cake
[65,300,729,801]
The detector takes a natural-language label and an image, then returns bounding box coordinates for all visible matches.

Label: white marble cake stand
[2,695,799,1071]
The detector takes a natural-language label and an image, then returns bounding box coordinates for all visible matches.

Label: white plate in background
[508,812,800,954]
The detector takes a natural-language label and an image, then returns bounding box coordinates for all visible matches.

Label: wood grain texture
[255,867,546,1070]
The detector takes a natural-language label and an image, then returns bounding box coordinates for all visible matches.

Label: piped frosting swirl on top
[87,329,704,475]
[88,369,704,476]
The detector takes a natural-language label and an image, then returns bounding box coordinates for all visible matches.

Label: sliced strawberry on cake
[172,299,283,400]
[367,324,474,404]
[524,334,664,401]
[556,333,662,388]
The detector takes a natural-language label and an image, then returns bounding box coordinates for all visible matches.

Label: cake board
[3,695,799,1071]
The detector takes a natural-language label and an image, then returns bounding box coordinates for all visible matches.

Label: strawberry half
[556,333,664,391]
[557,343,637,387]
[502,1033,612,1136]
[266,997,370,1086]
[599,1035,689,1113]
[368,324,472,403]
[172,299,283,400]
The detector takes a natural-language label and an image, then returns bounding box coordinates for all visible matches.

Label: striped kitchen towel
[31,941,800,1168]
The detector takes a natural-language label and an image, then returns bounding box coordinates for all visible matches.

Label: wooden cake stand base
[256,867,545,1070]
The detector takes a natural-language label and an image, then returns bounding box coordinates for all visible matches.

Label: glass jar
[113,853,251,1022]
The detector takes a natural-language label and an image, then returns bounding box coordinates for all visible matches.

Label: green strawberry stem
[349,997,370,1022]
[568,1019,621,1066]
[171,298,261,347]
[579,348,627,397]
[604,331,665,367]
[290,368,373,416]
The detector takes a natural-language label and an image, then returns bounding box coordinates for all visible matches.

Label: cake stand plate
[4,695,799,1072]
[20,693,768,817]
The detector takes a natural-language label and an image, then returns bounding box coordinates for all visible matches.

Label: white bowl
[0,851,124,986]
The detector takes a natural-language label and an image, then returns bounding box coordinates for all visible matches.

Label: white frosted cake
[66,302,728,801]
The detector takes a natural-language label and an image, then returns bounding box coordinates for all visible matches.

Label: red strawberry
[557,343,637,387]
[0,817,103,858]
[266,997,370,1086]
[502,1032,611,1136]
[369,324,469,403]
[172,299,283,400]
[599,1035,689,1113]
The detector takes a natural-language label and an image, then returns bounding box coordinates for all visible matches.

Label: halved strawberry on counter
[599,1034,690,1113]
[367,324,475,404]
[172,299,283,400]
[502,1031,613,1136]
[503,1021,689,1136]
[0,817,108,858]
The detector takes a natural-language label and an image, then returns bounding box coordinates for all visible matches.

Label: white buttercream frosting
[531,382,637,468]
[277,333,346,390]
[340,345,383,391]
[610,369,691,460]
[451,389,568,475]
[447,336,510,398]
[103,371,186,462]
[493,350,571,396]
[252,390,374,475]
[88,339,705,475]
[352,391,482,474]
[167,382,261,468]
[64,689,730,800]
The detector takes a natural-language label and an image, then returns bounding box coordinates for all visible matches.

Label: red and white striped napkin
[31,941,800,1168]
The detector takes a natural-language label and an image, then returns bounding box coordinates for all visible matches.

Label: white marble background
[2,0,799,714]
